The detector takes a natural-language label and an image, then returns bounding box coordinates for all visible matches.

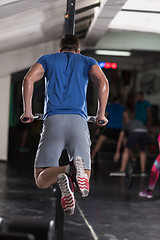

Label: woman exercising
[139,133,160,198]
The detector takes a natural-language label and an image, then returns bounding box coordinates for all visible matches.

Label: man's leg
[139,133,148,174]
[56,157,91,215]
[148,154,160,190]
[35,165,76,215]
[140,150,146,173]
[139,154,160,198]
[120,147,130,171]
[34,166,67,189]
[85,169,91,180]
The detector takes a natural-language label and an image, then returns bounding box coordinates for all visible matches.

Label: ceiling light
[95,50,131,56]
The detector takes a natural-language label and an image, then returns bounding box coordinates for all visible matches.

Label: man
[20,34,109,215]
[91,97,129,161]
[114,120,148,175]
[133,91,152,127]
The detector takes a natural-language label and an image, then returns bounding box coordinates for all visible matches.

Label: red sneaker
[73,156,90,197]
[57,173,75,215]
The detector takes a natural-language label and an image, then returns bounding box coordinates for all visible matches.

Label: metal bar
[54,149,70,240]
[55,185,64,240]
[75,2,100,15]
[64,0,76,35]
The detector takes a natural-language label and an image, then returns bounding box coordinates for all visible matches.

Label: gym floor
[0,150,160,240]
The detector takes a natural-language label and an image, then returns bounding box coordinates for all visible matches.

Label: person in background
[139,133,160,198]
[114,120,148,175]
[133,91,152,128]
[91,96,129,161]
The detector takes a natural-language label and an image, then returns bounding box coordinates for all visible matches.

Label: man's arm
[20,63,45,123]
[89,65,109,126]
[123,111,130,123]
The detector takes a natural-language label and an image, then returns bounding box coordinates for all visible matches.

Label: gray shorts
[34,114,91,170]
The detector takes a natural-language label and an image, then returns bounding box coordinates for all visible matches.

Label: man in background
[133,91,152,128]
[91,97,129,161]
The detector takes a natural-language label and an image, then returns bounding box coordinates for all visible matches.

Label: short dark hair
[60,34,80,52]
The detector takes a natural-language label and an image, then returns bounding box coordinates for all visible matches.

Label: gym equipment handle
[87,116,105,124]
[23,114,105,124]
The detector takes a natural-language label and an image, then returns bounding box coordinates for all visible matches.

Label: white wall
[136,68,160,119]
[0,40,59,78]
[0,40,59,161]
[96,31,160,51]
[0,75,11,161]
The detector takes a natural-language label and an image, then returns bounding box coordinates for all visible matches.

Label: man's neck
[62,50,76,53]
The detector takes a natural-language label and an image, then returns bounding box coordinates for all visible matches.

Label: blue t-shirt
[105,103,125,129]
[134,100,151,124]
[36,52,98,119]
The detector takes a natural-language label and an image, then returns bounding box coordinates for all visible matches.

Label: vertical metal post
[55,186,64,240]
[54,149,70,240]
[54,0,76,238]
[64,0,76,35]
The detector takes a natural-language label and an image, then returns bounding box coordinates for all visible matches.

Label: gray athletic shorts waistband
[34,114,91,170]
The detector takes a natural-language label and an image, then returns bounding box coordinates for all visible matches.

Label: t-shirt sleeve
[88,57,98,71]
[158,133,160,143]
[36,55,47,72]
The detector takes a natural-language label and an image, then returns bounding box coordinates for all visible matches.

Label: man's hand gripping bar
[23,114,106,125]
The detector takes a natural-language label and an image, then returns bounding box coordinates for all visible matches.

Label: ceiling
[109,0,160,34]
[0,0,160,55]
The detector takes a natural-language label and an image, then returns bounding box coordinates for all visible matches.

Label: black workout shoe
[57,173,75,215]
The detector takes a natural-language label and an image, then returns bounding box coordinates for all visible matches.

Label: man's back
[37,52,97,119]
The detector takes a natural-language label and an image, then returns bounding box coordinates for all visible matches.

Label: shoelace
[58,178,68,193]
[75,159,85,176]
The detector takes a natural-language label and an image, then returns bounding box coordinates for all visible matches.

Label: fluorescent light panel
[95,50,131,56]
[109,11,160,34]
[109,0,160,34]
[123,0,160,12]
